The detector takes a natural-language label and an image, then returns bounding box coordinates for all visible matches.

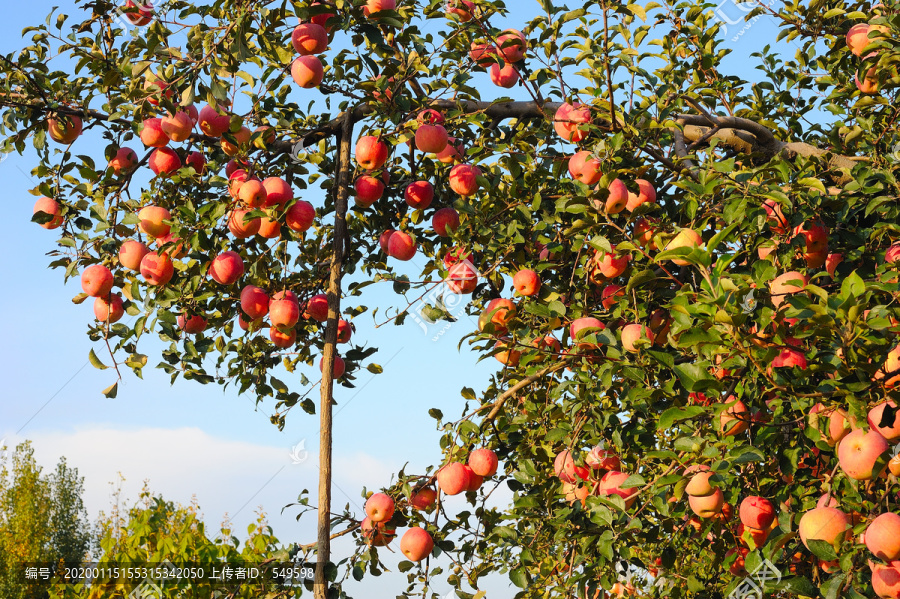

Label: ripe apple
[449,164,482,196]
[337,319,352,343]
[737,522,769,550]
[238,179,268,208]
[47,115,83,144]
[685,470,715,497]
[866,512,900,560]
[364,0,397,16]
[513,269,541,296]
[620,323,651,352]
[292,23,328,55]
[464,465,483,491]
[826,253,843,277]
[81,264,114,298]
[257,216,281,239]
[361,517,396,547]
[286,200,315,232]
[119,240,150,271]
[415,121,449,154]
[469,41,497,67]
[221,126,251,156]
[601,179,629,214]
[553,450,581,483]
[798,506,849,550]
[209,251,244,285]
[32,197,63,229]
[493,338,522,366]
[563,481,590,507]
[198,105,231,137]
[387,231,416,261]
[479,298,516,332]
[240,285,270,320]
[568,151,602,185]
[409,487,436,510]
[794,221,829,253]
[585,446,620,471]
[594,251,630,278]
[142,77,172,106]
[739,497,776,530]
[108,147,138,174]
[400,527,433,562]
[262,177,293,207]
[319,355,345,378]
[596,470,639,509]
[469,448,498,477]
[270,326,297,348]
[570,317,605,348]
[838,428,889,480]
[633,217,657,248]
[446,260,478,294]
[354,175,385,208]
[689,488,724,518]
[148,147,181,177]
[140,117,169,148]
[437,462,470,495]
[185,151,206,174]
[161,111,193,142]
[364,492,394,523]
[228,170,256,199]
[178,313,207,334]
[531,335,562,356]
[94,294,124,323]
[554,103,591,142]
[871,562,900,599]
[291,55,325,88]
[847,23,871,56]
[497,29,527,63]
[490,62,519,87]
[307,1,336,31]
[447,0,474,20]
[626,179,657,211]
[139,252,174,286]
[432,207,460,237]
[228,210,261,239]
[665,229,702,265]
[601,285,624,310]
[305,294,329,322]
[771,348,808,370]
[404,180,434,209]
[355,136,389,170]
[720,398,750,436]
[153,234,185,258]
[436,137,464,163]
[139,206,172,239]
[869,401,900,441]
[769,271,808,308]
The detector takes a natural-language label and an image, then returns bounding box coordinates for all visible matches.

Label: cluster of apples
[846,19,891,95]
[552,446,638,509]
[466,25,528,89]
[359,448,499,562]
[760,200,841,271]
[353,108,480,265]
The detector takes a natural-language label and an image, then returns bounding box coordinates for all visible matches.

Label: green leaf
[101,382,118,398]
[658,406,706,430]
[397,560,414,572]
[806,539,838,562]
[673,363,713,391]
[626,3,647,21]
[366,363,383,374]
[89,348,108,370]
[509,567,529,588]
[841,270,865,298]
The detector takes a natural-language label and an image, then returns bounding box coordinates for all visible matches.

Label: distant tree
[0,441,90,599]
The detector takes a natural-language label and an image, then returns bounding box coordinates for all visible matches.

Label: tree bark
[314,109,354,599]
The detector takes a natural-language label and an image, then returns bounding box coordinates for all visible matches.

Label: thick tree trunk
[314,110,354,599]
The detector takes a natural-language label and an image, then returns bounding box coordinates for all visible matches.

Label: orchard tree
[3,0,900,597]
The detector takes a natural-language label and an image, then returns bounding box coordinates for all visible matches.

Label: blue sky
[0,0,792,595]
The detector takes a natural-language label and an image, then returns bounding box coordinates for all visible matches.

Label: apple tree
[3,0,900,597]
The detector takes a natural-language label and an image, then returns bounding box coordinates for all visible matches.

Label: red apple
[270,326,296,348]
[355,136,389,170]
[446,260,479,294]
[270,295,301,328]
[47,115,82,144]
[432,207,460,237]
[108,147,138,174]
[838,428,889,480]
[354,175,384,207]
[140,117,169,148]
[490,62,519,88]
[404,180,434,209]
[319,355,346,378]
[32,197,63,229]
[409,487,436,510]
[364,492,394,523]
[449,164,482,196]
[238,179,268,208]
[437,462,470,495]
[198,105,231,137]
[160,111,193,142]
[497,29,527,63]
[400,527,433,562]
[739,497,776,530]
[262,177,293,207]
[554,103,591,142]
[601,284,624,310]
[178,313,207,334]
[360,517,395,547]
[119,240,150,271]
[93,294,124,323]
[148,147,181,177]
[469,448,498,477]
[415,122,449,154]
[227,210,261,239]
[81,265,114,298]
[240,285,270,320]
[867,513,900,560]
[209,251,244,285]
[387,231,417,261]
[140,252,174,286]
[568,151,602,185]
[305,294,329,322]
[596,470,639,509]
[513,268,541,296]
[292,23,328,55]
[185,151,206,174]
[847,23,871,56]
[798,506,849,550]
[286,200,315,232]
[689,488,724,518]
[363,0,397,17]
[665,229,703,266]
[291,55,324,88]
